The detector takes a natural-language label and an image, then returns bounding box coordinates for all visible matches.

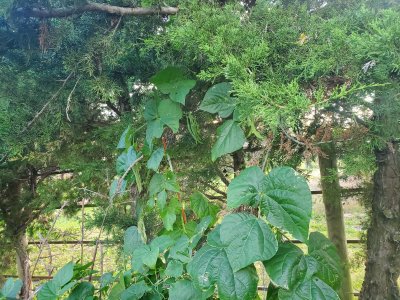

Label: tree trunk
[318,142,353,300]
[14,231,33,300]
[360,142,400,300]
[232,150,245,177]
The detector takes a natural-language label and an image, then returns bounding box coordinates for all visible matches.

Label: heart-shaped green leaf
[211,120,246,161]
[260,167,312,243]
[200,82,236,118]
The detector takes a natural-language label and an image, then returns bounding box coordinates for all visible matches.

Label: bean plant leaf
[38,262,75,300]
[264,243,318,289]
[108,273,126,300]
[200,82,236,118]
[150,235,175,252]
[188,225,259,300]
[160,198,181,231]
[67,282,94,300]
[165,260,184,278]
[220,213,278,271]
[190,192,219,222]
[158,99,183,132]
[132,245,159,270]
[1,278,22,299]
[168,280,210,300]
[260,167,312,243]
[109,178,127,200]
[144,98,183,144]
[150,67,195,104]
[117,126,133,149]
[53,262,74,289]
[169,235,191,263]
[217,265,258,300]
[157,190,167,210]
[308,232,342,290]
[116,146,139,175]
[211,120,246,161]
[147,147,164,171]
[149,173,180,197]
[278,277,340,300]
[227,166,265,209]
[121,281,151,300]
[124,226,145,256]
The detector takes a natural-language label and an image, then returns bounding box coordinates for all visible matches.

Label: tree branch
[15,2,179,18]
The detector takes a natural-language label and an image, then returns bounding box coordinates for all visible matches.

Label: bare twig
[22,72,74,134]
[66,76,81,122]
[31,201,68,277]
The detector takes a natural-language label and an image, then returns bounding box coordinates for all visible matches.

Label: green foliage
[0,278,22,300]
[25,65,342,299]
[211,120,246,161]
[227,166,312,242]
[150,67,196,105]
[200,82,236,118]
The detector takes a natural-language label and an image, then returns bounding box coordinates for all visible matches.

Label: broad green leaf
[132,245,159,270]
[53,262,74,289]
[161,208,176,231]
[168,280,210,300]
[190,192,219,222]
[100,273,114,290]
[200,82,236,118]
[109,178,127,200]
[190,216,213,248]
[217,265,258,300]
[150,67,195,104]
[188,226,258,300]
[260,167,312,243]
[264,243,318,289]
[169,235,191,263]
[1,278,22,299]
[121,281,151,300]
[158,99,182,132]
[144,98,159,121]
[116,146,139,175]
[108,273,126,300]
[211,120,246,161]
[278,277,340,300]
[124,226,145,256]
[67,282,94,300]
[38,281,58,300]
[165,260,183,278]
[157,190,167,210]
[149,173,164,196]
[150,235,175,252]
[147,147,164,171]
[117,126,132,149]
[146,119,164,145]
[163,172,180,192]
[266,283,280,300]
[149,173,180,197]
[220,213,278,271]
[144,98,182,143]
[308,232,342,290]
[160,197,181,231]
[227,166,265,209]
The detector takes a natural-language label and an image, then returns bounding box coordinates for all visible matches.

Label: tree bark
[318,142,353,300]
[13,231,33,300]
[360,141,400,300]
[232,150,245,177]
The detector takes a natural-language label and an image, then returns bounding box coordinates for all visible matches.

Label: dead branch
[14,3,179,18]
